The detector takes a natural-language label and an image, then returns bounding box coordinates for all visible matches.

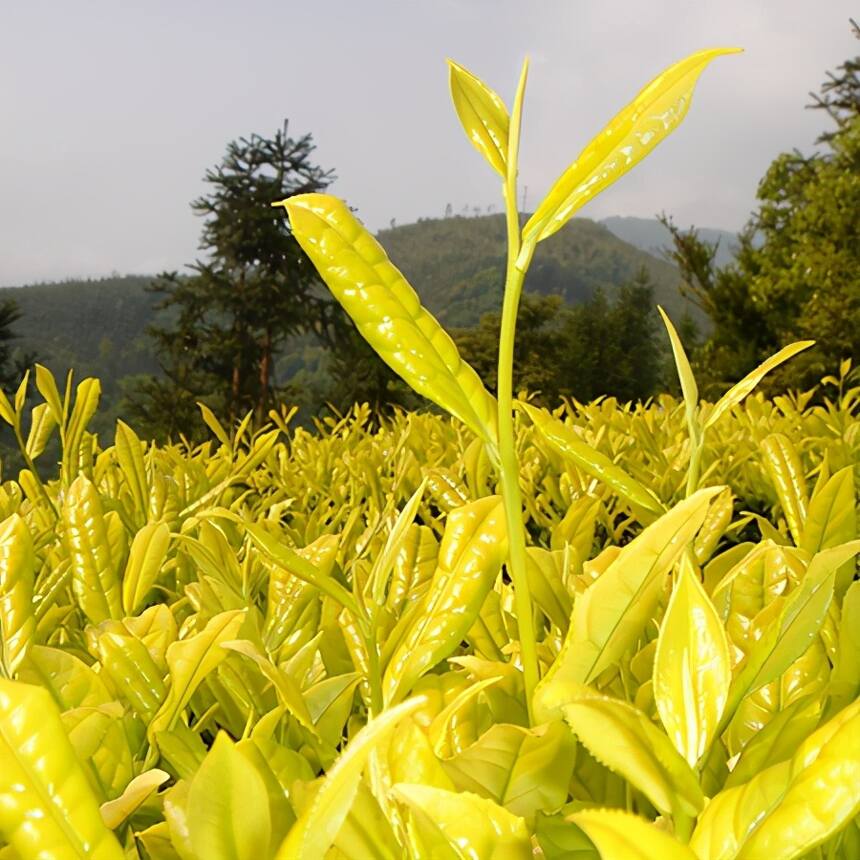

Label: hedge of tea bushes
[0,367,857,859]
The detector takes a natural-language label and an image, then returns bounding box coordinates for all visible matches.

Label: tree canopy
[127,122,336,439]
[663,22,859,393]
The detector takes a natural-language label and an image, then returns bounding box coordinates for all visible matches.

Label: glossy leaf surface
[523,48,740,243]
[534,487,720,721]
[279,194,497,446]
[654,559,731,767]
[448,60,510,177]
[0,679,124,859]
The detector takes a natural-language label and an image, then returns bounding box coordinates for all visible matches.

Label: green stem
[366,632,383,717]
[12,420,58,519]
[498,214,539,725]
[685,429,704,497]
[496,57,540,724]
[674,810,694,844]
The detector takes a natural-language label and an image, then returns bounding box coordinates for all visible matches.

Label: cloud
[0,0,855,284]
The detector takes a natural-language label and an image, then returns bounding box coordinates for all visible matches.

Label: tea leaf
[562,692,704,818]
[100,768,169,830]
[121,521,170,615]
[276,697,424,859]
[570,809,698,860]
[278,194,498,447]
[0,514,35,676]
[654,558,731,767]
[521,402,664,517]
[705,341,815,429]
[730,542,859,705]
[523,48,741,243]
[393,783,533,859]
[0,678,125,858]
[148,609,246,742]
[383,496,507,705]
[187,732,272,860]
[448,60,509,177]
[691,699,860,859]
[534,487,720,721]
[64,475,122,624]
[761,433,808,546]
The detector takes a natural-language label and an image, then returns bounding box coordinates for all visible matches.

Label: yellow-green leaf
[705,341,815,429]
[828,580,860,715]
[383,496,507,705]
[221,638,316,733]
[534,487,721,721]
[654,558,731,767]
[122,521,171,615]
[148,609,246,742]
[729,542,859,708]
[187,732,272,860]
[570,809,698,860]
[99,769,169,830]
[63,377,101,484]
[394,783,533,860]
[278,194,498,447]
[64,474,122,624]
[114,419,149,523]
[0,678,124,859]
[562,692,704,818]
[35,363,64,424]
[760,433,808,546]
[448,59,510,177]
[521,402,665,518]
[523,48,741,244]
[659,306,698,430]
[800,465,855,589]
[368,477,427,608]
[25,402,57,459]
[276,696,424,859]
[691,698,860,860]
[0,513,35,676]
[443,720,577,822]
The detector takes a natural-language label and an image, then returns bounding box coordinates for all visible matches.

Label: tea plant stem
[11,421,57,519]
[366,636,383,717]
[685,434,703,497]
[496,57,539,723]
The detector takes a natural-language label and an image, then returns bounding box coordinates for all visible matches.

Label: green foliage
[454,271,663,405]
[664,26,860,394]
[125,122,336,438]
[0,299,34,392]
[0,363,857,859]
[379,212,696,329]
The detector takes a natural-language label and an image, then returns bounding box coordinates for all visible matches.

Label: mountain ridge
[0,212,713,428]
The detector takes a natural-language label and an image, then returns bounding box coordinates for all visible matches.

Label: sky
[0,0,856,286]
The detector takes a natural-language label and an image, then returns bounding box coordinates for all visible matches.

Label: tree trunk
[257,327,272,424]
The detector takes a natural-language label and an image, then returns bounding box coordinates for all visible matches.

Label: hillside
[1,213,702,429]
[600,215,738,268]
[378,214,699,327]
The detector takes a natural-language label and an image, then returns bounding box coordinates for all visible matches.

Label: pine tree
[128,122,335,438]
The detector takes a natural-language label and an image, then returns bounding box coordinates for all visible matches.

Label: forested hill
[600,215,737,268]
[0,213,700,422]
[378,213,697,327]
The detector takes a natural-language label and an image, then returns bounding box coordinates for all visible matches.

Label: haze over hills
[600,216,738,268]
[0,213,720,430]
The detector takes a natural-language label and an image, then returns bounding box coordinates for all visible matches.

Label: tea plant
[0,47,858,860]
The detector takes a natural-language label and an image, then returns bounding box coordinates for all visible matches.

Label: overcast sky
[1,1,856,286]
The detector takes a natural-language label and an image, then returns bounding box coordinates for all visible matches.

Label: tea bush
[1,45,858,860]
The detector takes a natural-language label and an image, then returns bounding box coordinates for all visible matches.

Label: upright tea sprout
[277,47,741,719]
